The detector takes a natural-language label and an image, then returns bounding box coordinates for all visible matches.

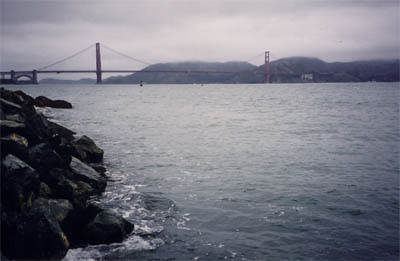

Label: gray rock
[38,182,52,198]
[31,197,74,225]
[1,210,70,260]
[28,143,67,175]
[0,133,29,160]
[85,210,134,245]
[69,156,106,194]
[0,98,22,114]
[5,113,25,123]
[0,120,26,137]
[52,178,93,207]
[89,162,107,176]
[72,135,104,163]
[25,112,53,145]
[12,90,34,105]
[35,96,72,109]
[48,120,76,142]
[45,168,74,186]
[0,154,40,212]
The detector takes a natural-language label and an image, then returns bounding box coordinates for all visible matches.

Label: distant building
[301,73,313,81]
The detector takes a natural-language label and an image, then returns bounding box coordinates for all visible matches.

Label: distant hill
[40,78,96,84]
[103,61,258,84]
[40,58,399,84]
[258,57,400,83]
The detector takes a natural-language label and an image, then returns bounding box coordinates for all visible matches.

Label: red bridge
[0,43,271,84]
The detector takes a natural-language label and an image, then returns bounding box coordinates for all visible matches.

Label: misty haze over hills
[40,57,400,84]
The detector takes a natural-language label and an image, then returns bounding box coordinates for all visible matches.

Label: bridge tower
[265,51,270,84]
[96,42,102,84]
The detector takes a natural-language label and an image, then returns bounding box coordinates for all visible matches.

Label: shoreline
[0,87,134,260]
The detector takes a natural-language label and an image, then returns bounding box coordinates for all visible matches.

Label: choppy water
[10,82,399,260]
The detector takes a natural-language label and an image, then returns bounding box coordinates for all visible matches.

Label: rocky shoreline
[0,88,134,260]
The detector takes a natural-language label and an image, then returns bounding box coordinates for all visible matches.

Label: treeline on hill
[40,57,400,84]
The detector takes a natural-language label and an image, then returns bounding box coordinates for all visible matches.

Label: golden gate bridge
[0,43,270,84]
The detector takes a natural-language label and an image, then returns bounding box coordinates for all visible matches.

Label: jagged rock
[59,203,102,247]
[69,156,106,194]
[5,113,25,123]
[85,210,134,245]
[45,168,75,186]
[35,96,72,109]
[89,163,107,176]
[21,98,36,118]
[0,98,22,115]
[0,133,29,160]
[25,112,54,145]
[0,120,26,137]
[46,168,93,207]
[48,120,76,142]
[0,154,40,212]
[31,198,74,227]
[52,178,93,208]
[1,90,36,117]
[38,182,52,198]
[34,96,54,107]
[73,181,94,204]
[0,107,4,120]
[27,143,67,175]
[51,99,73,109]
[1,210,69,260]
[72,135,104,163]
[1,90,34,107]
[13,90,35,105]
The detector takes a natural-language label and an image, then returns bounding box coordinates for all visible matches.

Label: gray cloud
[1,0,399,74]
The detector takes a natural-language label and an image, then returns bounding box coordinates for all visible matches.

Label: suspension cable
[101,44,153,66]
[245,52,265,63]
[38,44,95,71]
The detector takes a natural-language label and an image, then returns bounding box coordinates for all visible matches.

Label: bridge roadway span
[1,70,267,74]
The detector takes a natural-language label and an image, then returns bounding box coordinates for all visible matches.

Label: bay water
[9,82,399,260]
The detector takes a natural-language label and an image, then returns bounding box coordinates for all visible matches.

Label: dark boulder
[1,210,69,260]
[51,100,73,109]
[1,154,40,212]
[60,203,102,247]
[4,113,25,123]
[89,163,107,176]
[35,96,72,109]
[72,135,104,163]
[0,98,22,115]
[27,143,67,175]
[13,90,35,104]
[45,168,75,187]
[85,210,134,245]
[48,120,76,142]
[25,112,54,145]
[69,156,106,194]
[31,198,74,228]
[52,178,94,208]
[34,96,53,107]
[45,168,93,206]
[1,89,35,118]
[0,120,26,137]
[0,107,4,120]
[38,182,52,198]
[1,90,33,107]
[21,98,36,118]
[0,133,29,160]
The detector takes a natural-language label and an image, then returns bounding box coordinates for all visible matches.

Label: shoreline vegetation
[0,87,133,260]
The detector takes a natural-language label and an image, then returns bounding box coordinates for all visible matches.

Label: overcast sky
[1,0,399,73]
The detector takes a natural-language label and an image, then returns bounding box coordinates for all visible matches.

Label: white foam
[63,235,165,260]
